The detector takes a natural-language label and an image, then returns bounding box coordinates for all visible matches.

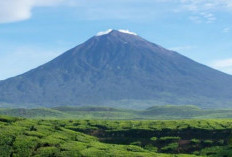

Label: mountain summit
[1,30,232,108]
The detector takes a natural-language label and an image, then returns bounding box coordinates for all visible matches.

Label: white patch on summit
[96,29,137,36]
[96,29,113,36]
[118,29,137,36]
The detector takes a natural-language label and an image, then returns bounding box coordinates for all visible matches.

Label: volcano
[1,29,232,108]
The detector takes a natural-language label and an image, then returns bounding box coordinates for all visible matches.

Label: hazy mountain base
[1,96,232,110]
[102,97,232,109]
[1,105,232,119]
[1,95,232,110]
[0,115,232,157]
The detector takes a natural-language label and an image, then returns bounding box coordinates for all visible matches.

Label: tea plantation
[0,115,232,156]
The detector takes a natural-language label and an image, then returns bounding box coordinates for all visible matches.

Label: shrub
[161,143,179,153]
[159,136,181,141]
[190,139,201,144]
[13,135,38,157]
[130,141,142,146]
[34,146,60,157]
[150,137,157,141]
[144,144,158,152]
[203,140,213,145]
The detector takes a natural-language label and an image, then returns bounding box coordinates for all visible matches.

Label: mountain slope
[0,30,232,108]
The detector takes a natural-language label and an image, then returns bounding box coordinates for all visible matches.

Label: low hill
[1,105,232,119]
[0,108,67,119]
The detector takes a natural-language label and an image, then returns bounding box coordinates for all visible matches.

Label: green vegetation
[2,105,232,120]
[0,115,232,156]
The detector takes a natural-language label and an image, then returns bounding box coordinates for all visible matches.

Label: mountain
[0,29,232,108]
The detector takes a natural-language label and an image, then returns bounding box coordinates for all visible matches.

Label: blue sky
[0,0,232,80]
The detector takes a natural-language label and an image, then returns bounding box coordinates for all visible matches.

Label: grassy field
[0,115,232,156]
[1,105,232,119]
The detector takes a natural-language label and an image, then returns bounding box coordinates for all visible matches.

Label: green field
[0,115,232,157]
[1,105,232,120]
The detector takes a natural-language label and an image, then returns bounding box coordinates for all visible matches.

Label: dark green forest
[0,114,232,157]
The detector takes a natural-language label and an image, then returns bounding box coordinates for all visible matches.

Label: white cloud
[179,1,219,23]
[210,58,232,75]
[73,0,232,22]
[174,0,232,23]
[0,0,66,23]
[189,16,202,23]
[189,13,216,24]
[1,0,232,23]
[212,58,232,68]
[200,12,216,23]
[179,0,232,11]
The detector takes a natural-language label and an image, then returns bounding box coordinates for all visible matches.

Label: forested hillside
[1,105,232,120]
